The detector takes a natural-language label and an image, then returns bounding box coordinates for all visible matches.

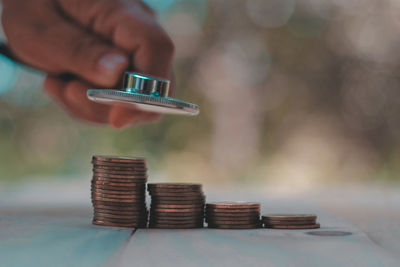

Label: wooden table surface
[0,180,399,267]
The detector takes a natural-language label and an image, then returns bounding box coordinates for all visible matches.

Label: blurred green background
[1,0,399,189]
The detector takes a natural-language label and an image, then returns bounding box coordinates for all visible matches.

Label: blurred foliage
[1,0,400,187]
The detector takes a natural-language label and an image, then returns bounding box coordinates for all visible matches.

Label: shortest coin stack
[148,183,205,229]
[206,202,261,229]
[91,155,148,228]
[262,214,320,229]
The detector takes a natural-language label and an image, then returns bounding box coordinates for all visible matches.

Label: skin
[1,0,174,128]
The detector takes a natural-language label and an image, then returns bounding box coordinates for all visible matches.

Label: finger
[44,76,112,124]
[57,0,174,78]
[3,1,129,87]
[44,75,159,127]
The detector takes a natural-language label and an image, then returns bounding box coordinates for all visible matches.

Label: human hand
[1,0,174,127]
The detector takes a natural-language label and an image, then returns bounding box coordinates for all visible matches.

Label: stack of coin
[148,183,205,229]
[206,202,261,229]
[91,155,148,228]
[262,214,320,229]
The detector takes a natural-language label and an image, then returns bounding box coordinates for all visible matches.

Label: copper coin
[206,208,260,213]
[92,180,146,187]
[92,202,145,209]
[150,195,205,201]
[151,204,204,209]
[206,202,260,209]
[206,213,260,219]
[92,196,146,202]
[91,188,145,195]
[93,172,147,179]
[148,192,203,197]
[93,215,146,223]
[94,209,147,216]
[262,219,316,226]
[151,199,205,205]
[149,213,203,218]
[92,220,140,228]
[92,161,146,168]
[93,165,147,171]
[150,216,203,222]
[151,208,204,213]
[92,179,146,186]
[262,214,317,221]
[206,219,260,225]
[207,223,261,229]
[148,189,203,194]
[93,219,147,227]
[93,168,147,176]
[206,218,260,224]
[149,223,203,229]
[265,223,320,229]
[91,182,146,187]
[93,208,147,214]
[92,192,145,199]
[92,155,146,163]
[91,184,146,190]
[91,185,146,192]
[147,183,202,189]
[94,212,146,220]
[149,217,203,223]
[92,176,147,183]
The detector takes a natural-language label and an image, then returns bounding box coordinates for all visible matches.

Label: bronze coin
[93,168,147,176]
[92,196,146,203]
[149,217,203,223]
[92,202,146,208]
[94,212,147,220]
[93,218,147,226]
[207,223,261,229]
[91,188,145,195]
[262,219,316,226]
[93,206,147,213]
[206,208,260,213]
[206,213,260,219]
[149,223,203,229]
[91,185,146,191]
[92,155,146,163]
[93,165,147,171]
[90,192,146,202]
[264,223,320,229]
[93,173,147,179]
[149,212,203,218]
[92,220,141,228]
[91,161,146,168]
[148,192,203,197]
[147,183,202,189]
[93,214,146,222]
[92,192,145,199]
[151,204,204,209]
[94,208,147,216]
[151,208,204,213]
[206,216,260,223]
[151,199,205,205]
[206,219,260,225]
[148,189,203,195]
[150,195,205,201]
[92,180,146,187]
[206,202,260,209]
[92,176,147,183]
[262,214,317,221]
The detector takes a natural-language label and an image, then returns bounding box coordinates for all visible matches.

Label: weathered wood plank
[0,213,131,267]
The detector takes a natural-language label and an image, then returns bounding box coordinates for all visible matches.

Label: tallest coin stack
[91,156,148,227]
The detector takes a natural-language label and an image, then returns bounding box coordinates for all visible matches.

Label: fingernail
[98,53,127,74]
